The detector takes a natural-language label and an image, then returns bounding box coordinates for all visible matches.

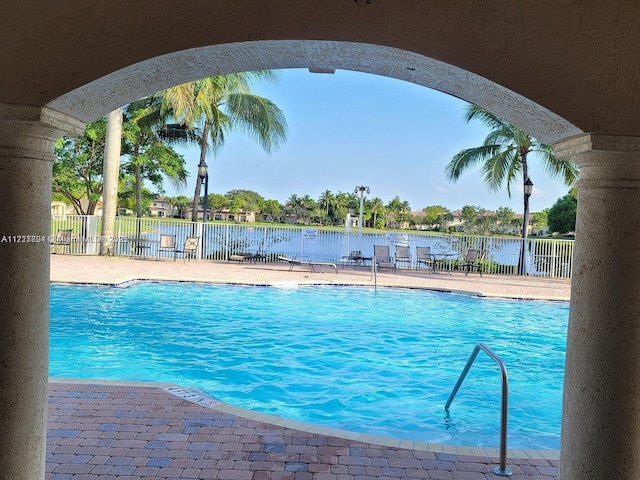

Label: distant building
[51,199,103,216]
[212,209,256,223]
[149,197,175,217]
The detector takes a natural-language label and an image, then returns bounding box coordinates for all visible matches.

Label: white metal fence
[50,215,574,278]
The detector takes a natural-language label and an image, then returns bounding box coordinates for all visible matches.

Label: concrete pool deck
[47,254,569,479]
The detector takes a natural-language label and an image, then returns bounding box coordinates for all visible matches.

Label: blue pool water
[49,282,569,450]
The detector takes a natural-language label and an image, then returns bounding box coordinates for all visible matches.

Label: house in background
[51,199,103,217]
[149,197,175,217]
[441,210,464,231]
[51,201,71,216]
[212,209,256,223]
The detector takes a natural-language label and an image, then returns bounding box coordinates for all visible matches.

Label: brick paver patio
[46,255,568,479]
[47,382,559,480]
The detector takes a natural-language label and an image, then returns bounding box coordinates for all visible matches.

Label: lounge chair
[395,245,411,268]
[51,229,73,254]
[228,253,253,263]
[462,249,484,276]
[278,255,338,273]
[176,236,199,262]
[416,246,435,271]
[158,234,178,260]
[278,255,301,270]
[373,245,396,271]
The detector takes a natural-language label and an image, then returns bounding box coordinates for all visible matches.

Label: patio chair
[373,245,396,271]
[51,229,73,254]
[416,246,435,271]
[157,234,178,260]
[395,245,411,268]
[176,236,199,262]
[462,249,484,276]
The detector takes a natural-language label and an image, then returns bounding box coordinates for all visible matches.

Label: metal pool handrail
[444,342,512,476]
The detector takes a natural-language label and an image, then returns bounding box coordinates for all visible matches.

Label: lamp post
[354,185,370,236]
[519,177,533,275]
[198,162,209,223]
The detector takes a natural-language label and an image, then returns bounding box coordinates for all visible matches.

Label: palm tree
[285,194,303,223]
[121,98,189,218]
[333,191,352,226]
[369,197,385,229]
[386,196,411,229]
[160,72,288,222]
[446,104,578,272]
[318,189,334,224]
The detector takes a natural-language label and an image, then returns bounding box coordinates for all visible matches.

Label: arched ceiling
[3,0,640,144]
[46,40,581,144]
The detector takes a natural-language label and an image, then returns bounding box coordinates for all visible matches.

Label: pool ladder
[445,342,512,476]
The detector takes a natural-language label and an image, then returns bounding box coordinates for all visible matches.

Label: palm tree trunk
[191,123,210,222]
[519,158,530,274]
[135,164,143,218]
[101,108,122,255]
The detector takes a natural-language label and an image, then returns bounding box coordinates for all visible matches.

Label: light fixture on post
[519,177,534,275]
[198,162,209,223]
[354,185,370,237]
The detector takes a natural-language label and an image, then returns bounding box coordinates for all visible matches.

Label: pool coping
[49,377,561,462]
[51,276,570,303]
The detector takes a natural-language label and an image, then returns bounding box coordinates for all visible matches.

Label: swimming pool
[49,282,569,450]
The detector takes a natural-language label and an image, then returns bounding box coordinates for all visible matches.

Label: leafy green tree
[548,193,577,234]
[225,189,264,213]
[53,118,107,215]
[160,72,288,222]
[261,199,281,222]
[121,100,189,217]
[422,205,450,229]
[475,207,494,234]
[229,197,244,220]
[118,174,155,214]
[531,209,549,229]
[171,195,192,218]
[207,193,230,211]
[495,206,515,226]
[446,104,578,240]
[386,196,411,228]
[460,205,478,229]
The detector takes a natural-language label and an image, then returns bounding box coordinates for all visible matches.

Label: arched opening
[46,37,575,458]
[47,40,581,144]
[5,3,640,478]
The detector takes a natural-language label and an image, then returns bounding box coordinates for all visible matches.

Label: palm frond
[446,144,502,180]
[466,104,508,132]
[450,104,579,195]
[538,145,580,187]
[225,93,288,153]
[480,149,519,193]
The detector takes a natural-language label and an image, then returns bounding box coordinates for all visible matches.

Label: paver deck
[46,254,569,479]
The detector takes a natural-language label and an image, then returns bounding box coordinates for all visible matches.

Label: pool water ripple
[50,282,569,450]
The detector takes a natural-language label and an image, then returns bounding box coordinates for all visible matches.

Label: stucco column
[556,134,640,479]
[0,104,84,479]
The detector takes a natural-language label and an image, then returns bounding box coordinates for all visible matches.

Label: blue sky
[168,69,571,213]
